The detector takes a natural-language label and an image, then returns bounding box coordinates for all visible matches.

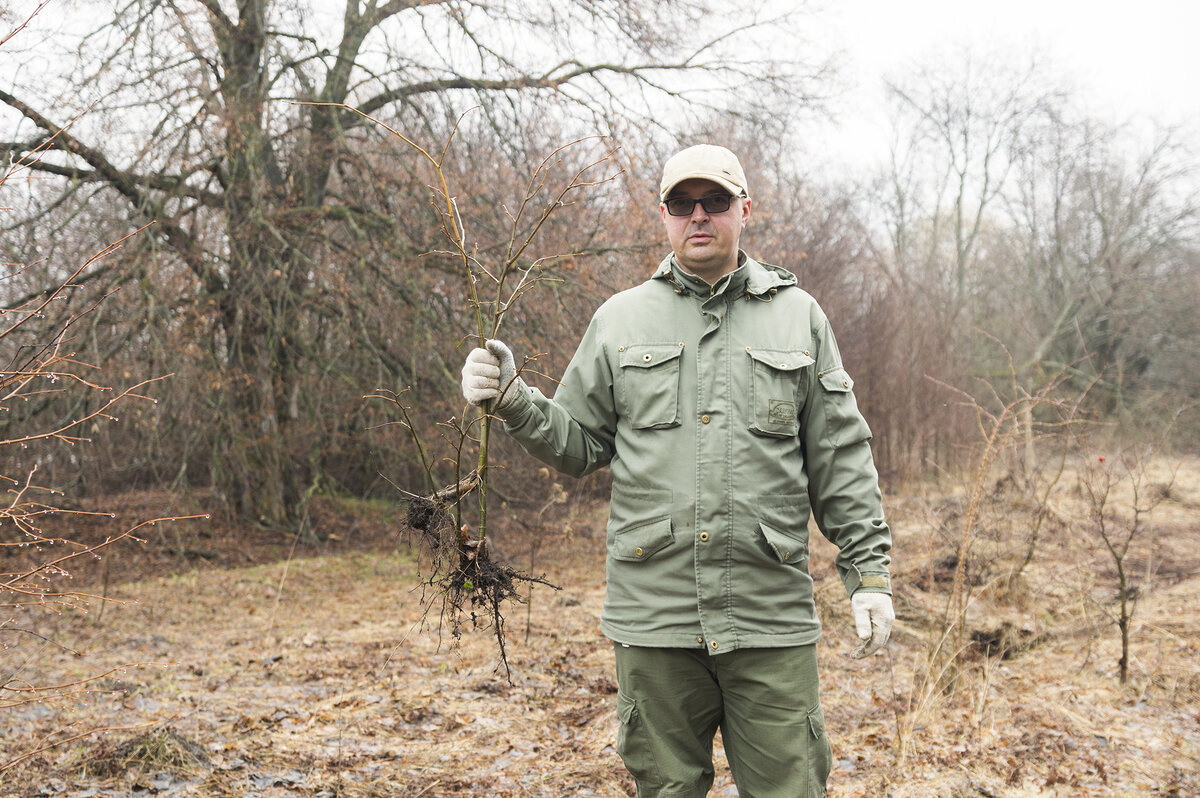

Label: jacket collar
[652,251,797,298]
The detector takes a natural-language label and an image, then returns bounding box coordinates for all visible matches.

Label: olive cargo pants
[612,643,832,797]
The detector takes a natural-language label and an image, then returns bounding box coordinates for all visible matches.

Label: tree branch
[2,157,223,207]
[0,90,226,296]
[353,61,689,120]
[195,0,234,34]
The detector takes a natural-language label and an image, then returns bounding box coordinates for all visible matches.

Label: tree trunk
[212,0,304,525]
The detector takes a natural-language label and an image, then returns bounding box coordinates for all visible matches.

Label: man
[460,144,894,797]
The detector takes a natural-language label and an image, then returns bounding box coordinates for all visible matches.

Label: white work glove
[460,339,519,410]
[850,592,894,658]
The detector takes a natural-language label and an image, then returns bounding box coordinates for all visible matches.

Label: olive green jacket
[496,252,892,653]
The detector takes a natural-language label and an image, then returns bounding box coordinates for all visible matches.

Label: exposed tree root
[404,476,560,681]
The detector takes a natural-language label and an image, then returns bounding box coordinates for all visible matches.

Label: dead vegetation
[85,726,210,780]
[2,457,1198,796]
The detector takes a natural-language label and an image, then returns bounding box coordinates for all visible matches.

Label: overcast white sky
[811,0,1200,169]
[4,0,1195,177]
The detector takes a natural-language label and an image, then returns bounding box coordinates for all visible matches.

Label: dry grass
[2,459,1198,796]
[85,726,210,779]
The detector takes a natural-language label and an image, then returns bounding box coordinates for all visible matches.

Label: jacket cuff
[495,378,535,424]
[845,567,892,597]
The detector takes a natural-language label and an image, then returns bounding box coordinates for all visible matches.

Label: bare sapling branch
[1,125,204,769]
[1075,414,1183,684]
[323,101,620,676]
[923,332,1090,690]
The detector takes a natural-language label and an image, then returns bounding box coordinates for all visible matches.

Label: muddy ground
[3,459,1199,797]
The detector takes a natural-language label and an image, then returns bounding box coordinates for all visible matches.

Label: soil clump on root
[404,479,560,680]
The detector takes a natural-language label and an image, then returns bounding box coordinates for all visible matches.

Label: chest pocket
[618,343,684,430]
[747,347,813,438]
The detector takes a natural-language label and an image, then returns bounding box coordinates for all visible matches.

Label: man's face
[660,178,751,283]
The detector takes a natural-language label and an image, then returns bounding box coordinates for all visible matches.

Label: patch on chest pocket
[768,399,796,424]
[747,347,812,438]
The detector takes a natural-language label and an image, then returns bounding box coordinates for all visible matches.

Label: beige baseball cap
[659,144,749,201]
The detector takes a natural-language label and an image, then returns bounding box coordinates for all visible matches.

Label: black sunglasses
[664,193,737,216]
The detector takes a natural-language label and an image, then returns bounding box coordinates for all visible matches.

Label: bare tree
[1076,438,1178,684]
[857,49,1199,474]
[855,53,1062,472]
[881,53,1058,320]
[999,116,1199,422]
[0,0,828,526]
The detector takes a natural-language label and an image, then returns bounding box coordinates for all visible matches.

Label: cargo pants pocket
[806,705,833,798]
[616,692,663,790]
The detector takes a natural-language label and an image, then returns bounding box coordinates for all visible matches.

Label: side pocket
[611,517,675,562]
[747,348,813,438]
[616,692,661,788]
[757,521,809,568]
[816,366,872,448]
[806,705,833,798]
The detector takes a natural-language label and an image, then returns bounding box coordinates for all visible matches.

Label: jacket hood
[652,251,798,297]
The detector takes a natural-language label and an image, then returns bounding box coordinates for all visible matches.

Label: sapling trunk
[330,102,615,676]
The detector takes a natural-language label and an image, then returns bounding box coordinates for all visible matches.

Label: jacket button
[697,636,704,644]
[843,379,850,388]
[634,547,644,557]
[699,532,709,542]
[643,354,652,362]
[701,415,711,424]
[710,641,719,650]
[804,350,810,356]
[783,552,790,560]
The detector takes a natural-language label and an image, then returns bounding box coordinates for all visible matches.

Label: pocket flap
[758,521,808,564]
[747,347,815,372]
[807,706,826,739]
[619,344,684,370]
[616,692,638,724]
[612,517,675,561]
[818,367,854,393]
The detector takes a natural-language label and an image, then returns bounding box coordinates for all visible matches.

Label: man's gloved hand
[850,592,895,658]
[460,339,518,410]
